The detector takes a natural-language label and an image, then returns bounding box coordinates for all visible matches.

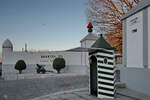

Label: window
[132,29,137,33]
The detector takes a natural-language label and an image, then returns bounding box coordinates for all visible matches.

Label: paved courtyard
[1,73,150,100]
[0,75,88,100]
[31,88,150,100]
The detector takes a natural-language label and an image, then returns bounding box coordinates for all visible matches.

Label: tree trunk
[19,70,22,74]
[57,69,60,74]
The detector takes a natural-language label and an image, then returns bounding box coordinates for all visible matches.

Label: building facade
[2,29,98,80]
[121,0,150,96]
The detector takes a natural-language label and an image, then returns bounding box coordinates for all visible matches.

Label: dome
[80,33,98,42]
[2,39,13,48]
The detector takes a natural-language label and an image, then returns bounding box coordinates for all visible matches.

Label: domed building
[2,23,98,80]
[2,39,13,51]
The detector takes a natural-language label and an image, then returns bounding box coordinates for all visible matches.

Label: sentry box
[89,34,116,99]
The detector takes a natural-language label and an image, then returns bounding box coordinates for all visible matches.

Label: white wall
[2,51,87,66]
[81,40,96,48]
[2,49,89,79]
[120,67,150,96]
[126,11,143,68]
[121,5,150,97]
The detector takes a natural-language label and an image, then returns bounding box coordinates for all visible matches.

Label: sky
[0,0,88,59]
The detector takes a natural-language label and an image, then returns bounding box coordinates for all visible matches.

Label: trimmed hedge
[15,60,26,74]
[53,58,65,73]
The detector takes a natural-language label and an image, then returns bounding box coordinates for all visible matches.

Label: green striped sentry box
[96,49,116,99]
[89,49,116,99]
[89,34,116,99]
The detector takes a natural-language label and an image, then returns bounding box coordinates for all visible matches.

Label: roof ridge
[91,35,115,50]
[80,32,98,42]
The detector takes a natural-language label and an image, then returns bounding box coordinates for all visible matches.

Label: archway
[90,56,97,96]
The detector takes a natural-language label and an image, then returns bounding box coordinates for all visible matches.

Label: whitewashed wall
[2,49,89,79]
[81,40,96,48]
[121,3,150,96]
[2,51,88,66]
[126,11,143,68]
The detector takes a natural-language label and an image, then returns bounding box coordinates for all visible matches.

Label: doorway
[90,56,97,96]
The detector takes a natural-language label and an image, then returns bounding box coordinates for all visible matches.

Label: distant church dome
[80,22,98,42]
[2,39,13,48]
[80,33,98,42]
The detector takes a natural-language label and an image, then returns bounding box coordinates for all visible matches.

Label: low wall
[120,67,150,96]
[2,64,88,80]
[65,65,88,74]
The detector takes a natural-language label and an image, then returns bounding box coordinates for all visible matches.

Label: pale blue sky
[0,0,88,57]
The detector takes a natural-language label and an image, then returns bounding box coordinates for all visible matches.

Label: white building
[121,0,150,96]
[2,28,98,79]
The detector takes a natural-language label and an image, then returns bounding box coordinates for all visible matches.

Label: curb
[31,88,88,100]
[116,92,140,100]
[3,73,88,81]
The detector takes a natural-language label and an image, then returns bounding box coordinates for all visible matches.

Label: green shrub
[15,60,26,74]
[53,58,65,73]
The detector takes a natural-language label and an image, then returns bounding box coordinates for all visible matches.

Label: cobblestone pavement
[0,75,88,100]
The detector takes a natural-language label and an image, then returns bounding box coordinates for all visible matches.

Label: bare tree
[87,0,141,54]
